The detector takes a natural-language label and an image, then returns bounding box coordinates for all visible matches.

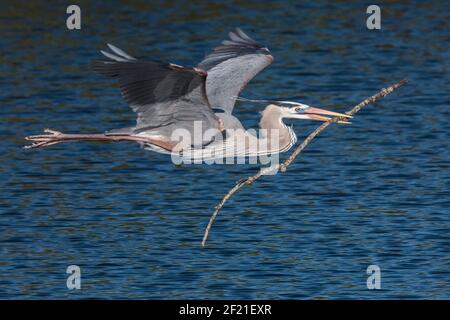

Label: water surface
[0,1,449,299]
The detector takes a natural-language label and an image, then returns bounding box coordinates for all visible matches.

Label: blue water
[1,1,449,299]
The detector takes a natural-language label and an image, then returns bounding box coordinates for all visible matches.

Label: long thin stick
[201,80,408,247]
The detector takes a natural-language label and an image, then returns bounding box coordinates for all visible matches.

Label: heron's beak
[303,107,352,124]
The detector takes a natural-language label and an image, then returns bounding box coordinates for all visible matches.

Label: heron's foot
[24,128,64,149]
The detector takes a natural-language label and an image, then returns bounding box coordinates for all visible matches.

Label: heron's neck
[259,105,296,152]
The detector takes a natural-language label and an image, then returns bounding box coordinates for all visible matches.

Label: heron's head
[275,101,352,123]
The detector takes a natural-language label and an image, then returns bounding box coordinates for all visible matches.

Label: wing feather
[106,43,137,60]
[197,28,273,114]
[93,45,220,145]
[100,50,129,62]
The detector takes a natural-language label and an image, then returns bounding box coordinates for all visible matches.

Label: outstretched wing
[198,28,273,114]
[92,44,220,145]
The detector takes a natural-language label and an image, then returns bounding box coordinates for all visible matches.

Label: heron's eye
[294,107,302,112]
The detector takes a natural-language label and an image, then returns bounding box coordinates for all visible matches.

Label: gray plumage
[198,28,273,114]
[92,28,273,148]
[92,47,219,147]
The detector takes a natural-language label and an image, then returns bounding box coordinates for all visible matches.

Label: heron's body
[25,29,351,159]
[129,104,295,160]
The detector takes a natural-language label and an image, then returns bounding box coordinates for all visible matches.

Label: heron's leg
[24,128,175,151]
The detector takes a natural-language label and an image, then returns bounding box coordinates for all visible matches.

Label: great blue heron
[25,28,351,162]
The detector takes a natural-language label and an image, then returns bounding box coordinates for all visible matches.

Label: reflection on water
[0,1,449,299]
